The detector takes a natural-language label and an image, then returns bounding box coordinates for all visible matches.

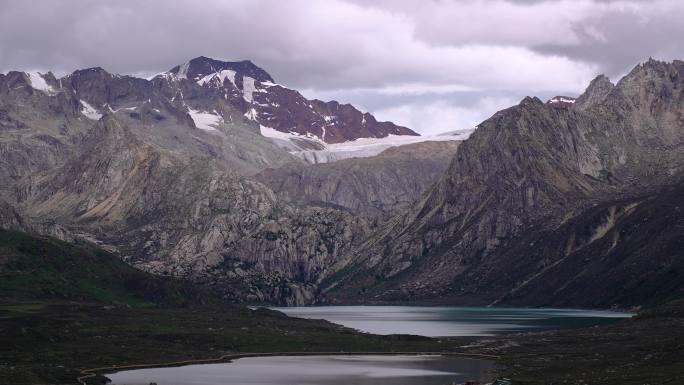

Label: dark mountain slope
[325,59,684,308]
[0,57,432,305]
[0,228,218,307]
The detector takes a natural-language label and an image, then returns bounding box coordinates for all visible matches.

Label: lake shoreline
[271,305,634,337]
[266,302,639,314]
[88,351,500,385]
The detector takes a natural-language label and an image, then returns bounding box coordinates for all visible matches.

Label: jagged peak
[69,66,115,80]
[519,96,544,106]
[168,56,274,83]
[622,57,684,80]
[590,74,612,86]
[574,74,615,111]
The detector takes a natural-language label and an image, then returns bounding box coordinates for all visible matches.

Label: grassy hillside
[0,229,217,307]
[481,299,684,384]
[0,229,448,384]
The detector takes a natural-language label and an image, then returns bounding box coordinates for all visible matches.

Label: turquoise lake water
[272,305,633,336]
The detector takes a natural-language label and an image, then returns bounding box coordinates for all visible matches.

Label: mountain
[256,140,461,220]
[157,56,418,150]
[323,59,684,308]
[0,56,450,305]
[5,56,682,309]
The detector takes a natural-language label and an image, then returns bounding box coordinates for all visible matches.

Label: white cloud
[0,0,599,92]
[0,0,680,135]
[373,96,519,136]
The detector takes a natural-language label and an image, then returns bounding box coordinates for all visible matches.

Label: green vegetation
[0,300,451,384]
[0,229,220,307]
[3,228,683,385]
[475,299,684,384]
[0,230,452,384]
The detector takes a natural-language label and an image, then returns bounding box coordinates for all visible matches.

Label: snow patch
[26,72,54,93]
[244,108,258,121]
[549,96,576,104]
[176,61,191,79]
[80,100,102,120]
[259,127,472,164]
[188,108,222,131]
[242,76,256,102]
[260,81,279,88]
[259,125,313,141]
[112,106,137,113]
[197,70,236,87]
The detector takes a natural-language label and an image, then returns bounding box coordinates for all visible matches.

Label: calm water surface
[108,355,494,385]
[108,306,632,384]
[272,305,634,337]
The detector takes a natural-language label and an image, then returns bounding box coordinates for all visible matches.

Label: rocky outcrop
[324,59,684,308]
[574,74,614,111]
[10,113,369,305]
[0,201,26,231]
[256,140,461,220]
[0,57,408,305]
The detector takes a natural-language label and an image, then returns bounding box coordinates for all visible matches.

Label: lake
[271,305,634,336]
[107,354,495,385]
[107,306,632,385]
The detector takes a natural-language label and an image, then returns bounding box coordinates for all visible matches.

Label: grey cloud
[0,0,680,134]
[533,2,684,78]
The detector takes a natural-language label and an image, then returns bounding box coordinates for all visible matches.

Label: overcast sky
[1,0,682,134]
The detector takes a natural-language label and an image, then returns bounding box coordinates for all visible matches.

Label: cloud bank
[1,0,681,134]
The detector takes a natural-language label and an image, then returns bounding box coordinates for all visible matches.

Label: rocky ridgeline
[0,57,438,304]
[3,57,683,307]
[324,59,684,308]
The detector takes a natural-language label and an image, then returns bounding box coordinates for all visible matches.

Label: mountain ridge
[323,58,684,308]
[3,57,683,308]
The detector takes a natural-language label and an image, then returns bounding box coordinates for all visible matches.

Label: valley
[1,55,683,385]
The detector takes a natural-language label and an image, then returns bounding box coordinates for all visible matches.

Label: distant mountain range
[1,57,683,308]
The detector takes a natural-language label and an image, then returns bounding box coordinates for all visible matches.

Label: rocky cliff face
[9,108,373,305]
[324,59,684,308]
[4,56,683,308]
[0,57,433,305]
[256,141,461,220]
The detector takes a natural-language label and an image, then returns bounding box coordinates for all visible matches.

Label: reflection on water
[272,306,634,336]
[108,355,494,385]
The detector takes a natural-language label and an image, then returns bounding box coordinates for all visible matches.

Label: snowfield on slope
[188,108,223,131]
[260,126,473,164]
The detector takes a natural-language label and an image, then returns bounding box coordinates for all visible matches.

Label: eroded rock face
[4,57,683,308]
[0,57,422,305]
[256,141,461,221]
[6,103,372,305]
[324,59,684,308]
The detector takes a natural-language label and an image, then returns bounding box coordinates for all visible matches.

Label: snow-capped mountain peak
[155,56,420,148]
